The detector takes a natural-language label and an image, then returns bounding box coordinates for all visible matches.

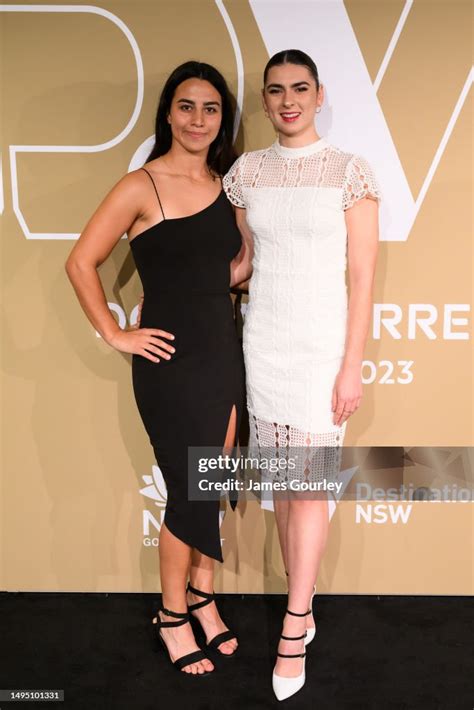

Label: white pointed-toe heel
[272,608,309,701]
[272,657,306,702]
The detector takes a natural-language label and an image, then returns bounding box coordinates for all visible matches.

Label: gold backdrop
[1,0,472,593]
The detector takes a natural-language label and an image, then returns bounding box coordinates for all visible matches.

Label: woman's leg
[158,522,214,674]
[188,549,237,654]
[274,493,328,677]
[286,494,328,606]
[273,492,317,634]
[187,405,239,655]
[273,495,289,569]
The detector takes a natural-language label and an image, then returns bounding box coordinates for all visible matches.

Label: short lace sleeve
[222,154,247,208]
[342,154,381,210]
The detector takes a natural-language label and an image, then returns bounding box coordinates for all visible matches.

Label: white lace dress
[223,137,381,482]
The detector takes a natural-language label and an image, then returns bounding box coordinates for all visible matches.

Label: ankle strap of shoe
[186,583,215,611]
[157,606,189,628]
[277,651,306,658]
[159,606,189,619]
[286,608,311,617]
[187,583,214,599]
[281,632,307,641]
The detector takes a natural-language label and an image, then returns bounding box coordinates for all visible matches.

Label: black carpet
[1,593,472,710]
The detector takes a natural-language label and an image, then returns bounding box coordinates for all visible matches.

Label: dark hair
[263,49,320,90]
[146,61,236,176]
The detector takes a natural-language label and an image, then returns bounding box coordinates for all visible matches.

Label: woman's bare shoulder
[108,166,158,202]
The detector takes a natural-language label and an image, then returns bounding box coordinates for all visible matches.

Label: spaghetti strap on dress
[140,168,166,220]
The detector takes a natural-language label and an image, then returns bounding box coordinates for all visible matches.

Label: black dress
[130,168,245,562]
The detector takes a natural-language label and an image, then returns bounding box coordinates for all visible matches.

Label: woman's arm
[332,197,379,425]
[230,207,254,289]
[65,172,175,363]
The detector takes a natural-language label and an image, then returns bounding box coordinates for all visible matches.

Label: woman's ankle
[187,580,213,595]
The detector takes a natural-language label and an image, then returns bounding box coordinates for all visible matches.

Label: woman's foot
[274,612,306,678]
[154,610,215,674]
[186,587,238,655]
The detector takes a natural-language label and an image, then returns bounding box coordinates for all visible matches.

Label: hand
[107,326,175,363]
[331,364,362,426]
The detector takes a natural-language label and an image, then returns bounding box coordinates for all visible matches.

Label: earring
[316,107,322,114]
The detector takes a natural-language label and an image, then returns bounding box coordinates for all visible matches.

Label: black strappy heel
[186,583,238,657]
[152,605,213,675]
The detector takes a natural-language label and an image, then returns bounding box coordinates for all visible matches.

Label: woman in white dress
[223,49,381,701]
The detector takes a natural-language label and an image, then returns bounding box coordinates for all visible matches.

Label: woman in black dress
[66,62,250,675]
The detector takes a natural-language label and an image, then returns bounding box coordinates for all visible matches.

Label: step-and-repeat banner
[1,1,472,593]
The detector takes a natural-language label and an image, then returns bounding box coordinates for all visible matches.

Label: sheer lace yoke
[223,140,381,210]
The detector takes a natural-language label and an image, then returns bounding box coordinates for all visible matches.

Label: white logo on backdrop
[249,0,473,241]
[140,464,225,547]
[355,503,413,524]
[2,4,143,238]
[140,464,168,506]
[3,2,471,240]
[1,1,243,237]
[98,300,471,342]
[140,464,167,546]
